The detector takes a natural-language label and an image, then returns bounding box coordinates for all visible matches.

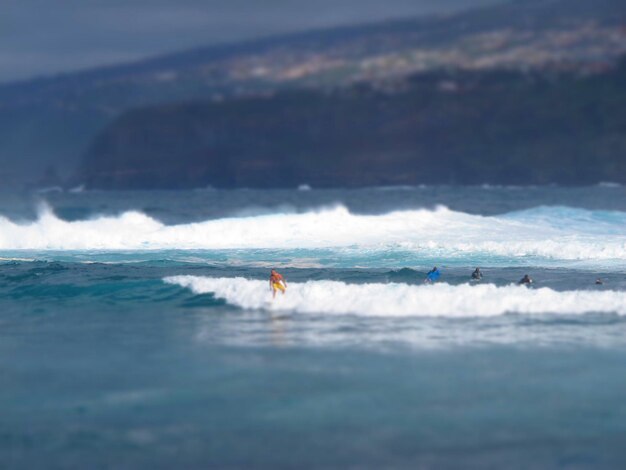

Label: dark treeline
[78,60,626,189]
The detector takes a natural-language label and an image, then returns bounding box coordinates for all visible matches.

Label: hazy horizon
[0,0,501,84]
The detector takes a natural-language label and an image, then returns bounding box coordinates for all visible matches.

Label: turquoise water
[1,186,626,468]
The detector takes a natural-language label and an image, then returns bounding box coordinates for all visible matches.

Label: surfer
[595,278,604,285]
[425,266,441,283]
[519,274,533,285]
[269,269,287,298]
[471,268,483,281]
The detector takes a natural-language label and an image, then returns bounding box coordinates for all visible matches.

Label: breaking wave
[0,204,623,263]
[165,276,626,317]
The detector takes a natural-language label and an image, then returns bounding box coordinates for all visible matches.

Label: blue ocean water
[1,186,626,468]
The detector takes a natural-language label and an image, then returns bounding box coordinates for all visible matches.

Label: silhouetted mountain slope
[77,60,626,188]
[1,0,624,187]
[3,0,623,105]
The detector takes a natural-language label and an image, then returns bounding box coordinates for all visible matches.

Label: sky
[0,0,500,84]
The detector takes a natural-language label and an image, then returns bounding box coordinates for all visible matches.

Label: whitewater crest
[0,204,623,263]
[165,276,626,317]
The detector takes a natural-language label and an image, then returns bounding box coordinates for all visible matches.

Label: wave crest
[0,204,623,263]
[165,276,626,317]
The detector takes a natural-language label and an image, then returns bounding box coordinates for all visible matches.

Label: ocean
[1,185,625,468]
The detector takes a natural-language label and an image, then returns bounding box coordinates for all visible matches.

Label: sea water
[1,186,625,468]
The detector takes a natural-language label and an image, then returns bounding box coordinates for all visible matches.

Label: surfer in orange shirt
[269,269,287,298]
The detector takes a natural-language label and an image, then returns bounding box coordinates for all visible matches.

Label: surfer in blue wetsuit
[471,268,482,281]
[425,266,441,283]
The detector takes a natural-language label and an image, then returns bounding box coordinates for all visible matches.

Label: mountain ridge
[1,0,624,187]
[76,59,626,189]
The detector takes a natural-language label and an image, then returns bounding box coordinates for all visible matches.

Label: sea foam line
[165,276,626,317]
[0,204,623,262]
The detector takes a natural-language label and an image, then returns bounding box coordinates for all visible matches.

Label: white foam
[35,186,63,194]
[68,184,85,194]
[0,204,623,262]
[598,182,622,188]
[165,276,626,317]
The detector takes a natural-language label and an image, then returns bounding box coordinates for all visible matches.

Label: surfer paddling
[269,269,287,298]
[425,266,441,283]
[519,274,533,285]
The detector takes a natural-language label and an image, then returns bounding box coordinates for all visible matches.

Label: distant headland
[77,61,626,189]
